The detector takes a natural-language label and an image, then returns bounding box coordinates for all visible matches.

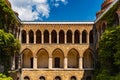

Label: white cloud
[54,3,60,7]
[9,0,68,21]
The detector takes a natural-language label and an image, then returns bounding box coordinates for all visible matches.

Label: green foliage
[0,0,18,31]
[0,73,13,80]
[94,26,120,80]
[101,1,120,27]
[0,30,20,73]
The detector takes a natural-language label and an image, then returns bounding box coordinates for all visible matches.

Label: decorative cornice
[21,22,94,25]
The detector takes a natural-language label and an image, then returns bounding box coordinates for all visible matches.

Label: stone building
[2,0,120,80]
[20,22,94,80]
[17,0,120,80]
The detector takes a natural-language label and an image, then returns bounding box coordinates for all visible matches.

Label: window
[24,76,30,80]
[59,30,65,43]
[40,76,45,80]
[30,58,33,68]
[36,30,41,43]
[51,30,57,43]
[29,30,34,43]
[21,30,26,43]
[67,30,72,43]
[82,30,87,43]
[71,76,76,80]
[89,30,93,44]
[44,30,49,43]
[55,76,61,80]
[54,57,60,68]
[74,30,80,43]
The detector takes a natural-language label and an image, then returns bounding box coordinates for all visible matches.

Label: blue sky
[9,0,104,21]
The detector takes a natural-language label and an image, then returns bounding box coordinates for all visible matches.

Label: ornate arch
[36,48,49,68]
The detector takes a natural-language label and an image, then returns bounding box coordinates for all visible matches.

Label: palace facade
[20,22,94,80]
[2,0,120,80]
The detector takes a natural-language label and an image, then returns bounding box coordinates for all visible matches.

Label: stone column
[11,53,15,70]
[18,54,22,69]
[72,34,74,44]
[79,57,83,69]
[42,32,44,44]
[65,33,67,44]
[57,33,59,44]
[80,34,82,44]
[27,32,29,44]
[49,57,52,69]
[49,34,51,44]
[33,57,37,69]
[34,33,36,44]
[64,57,67,69]
[87,33,89,44]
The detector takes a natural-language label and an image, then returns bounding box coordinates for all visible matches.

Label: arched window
[83,51,94,68]
[74,30,80,43]
[82,30,87,43]
[39,76,45,80]
[29,30,34,43]
[24,76,30,80]
[36,30,41,43]
[44,30,49,43]
[21,30,26,43]
[51,30,57,43]
[67,49,79,68]
[89,30,93,44]
[52,49,64,68]
[55,76,61,80]
[71,76,76,80]
[59,30,65,43]
[22,49,33,68]
[67,30,72,43]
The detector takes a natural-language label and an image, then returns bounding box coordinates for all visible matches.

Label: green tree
[0,0,18,31]
[94,26,120,80]
[0,30,20,74]
[0,73,13,80]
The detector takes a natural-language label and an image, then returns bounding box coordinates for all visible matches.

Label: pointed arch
[21,30,26,43]
[24,76,30,80]
[82,30,87,43]
[51,30,57,43]
[36,48,49,68]
[59,30,65,43]
[44,30,49,43]
[67,48,80,68]
[71,76,76,80]
[67,30,72,43]
[22,48,33,68]
[39,76,45,80]
[29,30,34,43]
[83,49,94,68]
[55,76,61,80]
[36,30,41,43]
[89,30,93,44]
[74,30,80,43]
[52,48,64,68]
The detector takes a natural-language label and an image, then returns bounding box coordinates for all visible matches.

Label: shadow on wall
[81,70,93,80]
